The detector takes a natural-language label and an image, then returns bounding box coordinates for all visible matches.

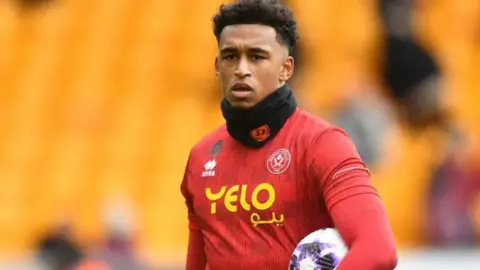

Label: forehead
[218,24,283,51]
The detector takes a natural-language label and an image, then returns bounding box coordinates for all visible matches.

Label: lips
[231,82,253,91]
[231,83,253,99]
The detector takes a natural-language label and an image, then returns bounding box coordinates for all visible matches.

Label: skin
[215,24,295,109]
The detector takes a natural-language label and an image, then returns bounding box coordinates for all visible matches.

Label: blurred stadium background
[0,0,479,269]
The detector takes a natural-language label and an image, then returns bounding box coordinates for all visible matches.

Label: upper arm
[180,153,200,231]
[308,128,377,212]
[307,129,397,267]
[181,152,208,269]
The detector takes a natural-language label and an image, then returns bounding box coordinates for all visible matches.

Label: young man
[180,0,398,269]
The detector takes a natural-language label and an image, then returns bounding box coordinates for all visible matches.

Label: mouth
[231,83,253,99]
[232,82,253,91]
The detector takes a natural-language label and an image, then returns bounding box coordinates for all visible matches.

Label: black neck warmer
[221,84,297,148]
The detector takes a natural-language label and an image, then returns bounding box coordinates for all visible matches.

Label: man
[180,0,398,269]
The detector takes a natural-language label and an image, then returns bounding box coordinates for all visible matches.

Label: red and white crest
[266,149,291,174]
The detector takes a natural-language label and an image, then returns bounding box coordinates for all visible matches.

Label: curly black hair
[212,0,299,56]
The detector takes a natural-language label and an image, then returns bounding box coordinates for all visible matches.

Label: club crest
[266,149,291,174]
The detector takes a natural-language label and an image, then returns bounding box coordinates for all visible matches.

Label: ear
[215,57,219,76]
[279,56,294,82]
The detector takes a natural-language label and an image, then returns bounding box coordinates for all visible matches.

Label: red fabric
[332,194,398,270]
[185,229,207,270]
[309,128,397,269]
[181,110,397,269]
[182,157,207,270]
[308,127,377,211]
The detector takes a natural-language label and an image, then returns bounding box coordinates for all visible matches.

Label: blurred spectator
[379,0,448,130]
[93,228,142,270]
[383,35,446,130]
[333,12,445,167]
[75,198,145,270]
[36,221,83,270]
[379,0,415,39]
[333,82,394,167]
[427,126,480,247]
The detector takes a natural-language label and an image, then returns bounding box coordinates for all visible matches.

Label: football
[289,228,348,270]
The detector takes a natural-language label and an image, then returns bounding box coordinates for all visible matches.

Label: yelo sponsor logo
[205,183,283,226]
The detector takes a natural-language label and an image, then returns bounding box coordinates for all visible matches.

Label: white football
[289,228,348,270]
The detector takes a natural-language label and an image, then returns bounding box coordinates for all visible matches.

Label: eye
[222,55,237,60]
[251,55,266,61]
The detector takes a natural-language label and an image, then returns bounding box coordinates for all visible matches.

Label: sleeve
[309,128,375,211]
[308,128,398,269]
[180,153,207,270]
[180,156,200,231]
[185,229,207,270]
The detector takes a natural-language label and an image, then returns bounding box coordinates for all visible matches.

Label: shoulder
[293,109,333,131]
[188,124,229,161]
[289,109,349,142]
[181,126,227,192]
[292,110,362,164]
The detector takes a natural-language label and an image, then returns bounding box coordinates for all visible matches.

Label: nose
[234,57,252,78]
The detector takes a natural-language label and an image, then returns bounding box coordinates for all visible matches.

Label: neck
[221,84,297,148]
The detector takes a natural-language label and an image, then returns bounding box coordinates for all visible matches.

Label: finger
[317,259,334,267]
[318,262,334,268]
[324,254,334,260]
[320,256,334,263]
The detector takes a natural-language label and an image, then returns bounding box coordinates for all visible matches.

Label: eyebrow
[220,47,270,54]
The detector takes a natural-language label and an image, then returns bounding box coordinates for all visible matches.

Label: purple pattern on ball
[289,240,343,270]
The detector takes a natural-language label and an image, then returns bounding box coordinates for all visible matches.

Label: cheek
[256,61,281,77]
[217,70,230,84]
[255,68,281,87]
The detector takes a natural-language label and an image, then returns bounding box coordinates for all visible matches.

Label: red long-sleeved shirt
[181,109,398,270]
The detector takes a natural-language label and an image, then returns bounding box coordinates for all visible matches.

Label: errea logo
[202,159,216,177]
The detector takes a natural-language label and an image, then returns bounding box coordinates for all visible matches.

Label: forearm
[332,193,398,270]
[186,228,207,270]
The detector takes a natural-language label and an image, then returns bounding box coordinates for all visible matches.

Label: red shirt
[181,109,396,270]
